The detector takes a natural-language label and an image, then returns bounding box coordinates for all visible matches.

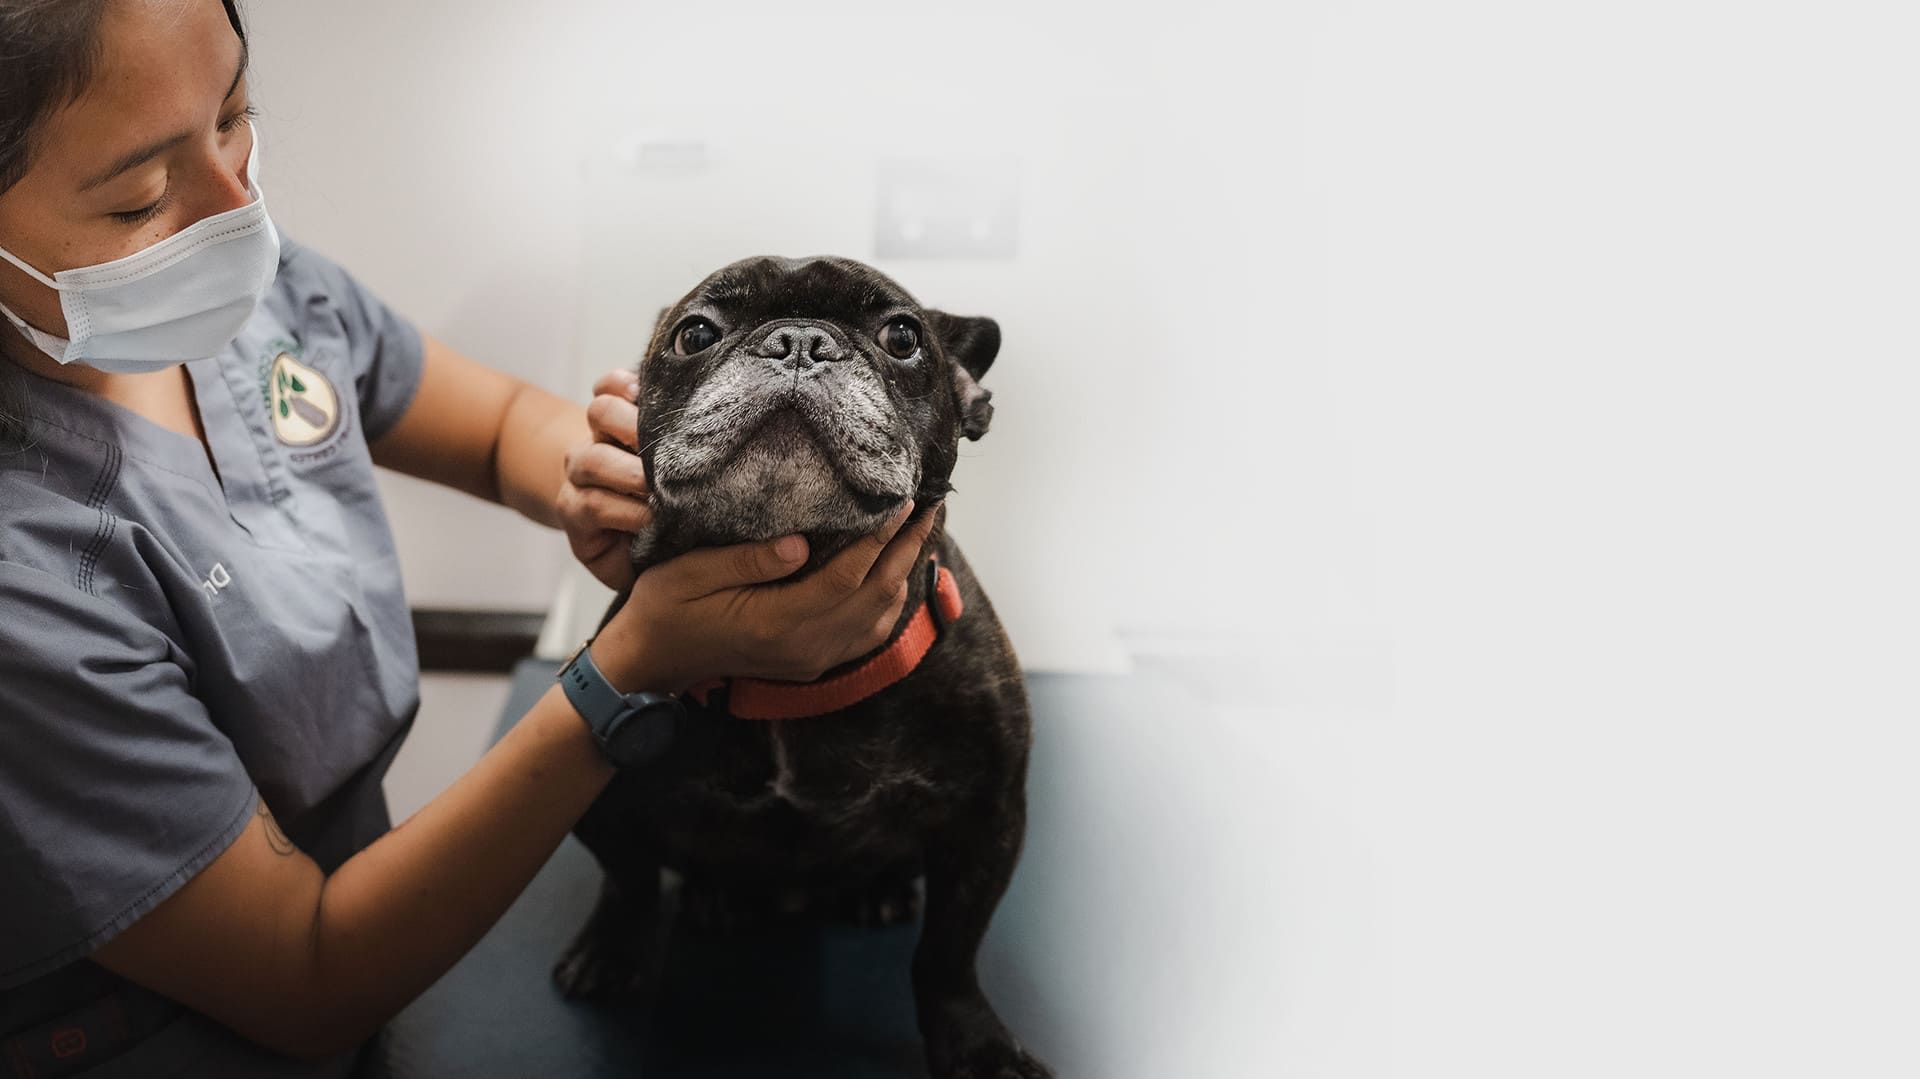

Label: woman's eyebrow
[77,44,249,194]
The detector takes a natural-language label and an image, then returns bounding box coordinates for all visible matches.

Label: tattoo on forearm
[257,799,296,856]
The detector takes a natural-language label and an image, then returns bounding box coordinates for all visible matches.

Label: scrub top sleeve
[284,241,428,444]
[0,562,260,990]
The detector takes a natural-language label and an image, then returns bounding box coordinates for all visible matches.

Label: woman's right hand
[589,501,939,692]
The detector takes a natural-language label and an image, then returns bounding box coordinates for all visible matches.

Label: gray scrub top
[0,237,425,1077]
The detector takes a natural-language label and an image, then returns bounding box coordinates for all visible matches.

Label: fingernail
[775,535,807,562]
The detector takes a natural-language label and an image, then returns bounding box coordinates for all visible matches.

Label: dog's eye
[674,319,721,356]
[880,318,920,360]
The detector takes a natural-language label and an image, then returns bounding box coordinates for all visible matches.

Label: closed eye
[109,188,171,226]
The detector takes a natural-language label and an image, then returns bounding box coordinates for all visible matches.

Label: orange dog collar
[686,559,965,721]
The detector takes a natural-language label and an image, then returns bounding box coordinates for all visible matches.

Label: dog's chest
[761,723,813,806]
[639,708,945,867]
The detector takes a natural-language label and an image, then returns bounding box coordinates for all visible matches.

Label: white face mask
[0,122,280,375]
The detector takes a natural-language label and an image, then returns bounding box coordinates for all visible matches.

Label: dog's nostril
[754,329,793,360]
[760,326,843,370]
[810,335,846,362]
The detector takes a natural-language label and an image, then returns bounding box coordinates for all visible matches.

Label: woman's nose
[189,128,257,218]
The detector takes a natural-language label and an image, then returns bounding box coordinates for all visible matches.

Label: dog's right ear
[929,312,1000,441]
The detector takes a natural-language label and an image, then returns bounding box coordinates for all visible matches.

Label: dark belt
[1,979,181,1079]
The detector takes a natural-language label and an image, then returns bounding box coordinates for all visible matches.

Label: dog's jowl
[557,256,1050,1079]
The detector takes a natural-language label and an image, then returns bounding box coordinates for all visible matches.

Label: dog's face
[632,256,1000,568]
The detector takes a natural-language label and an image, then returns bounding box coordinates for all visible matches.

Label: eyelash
[109,106,259,226]
[218,105,260,134]
[109,190,172,226]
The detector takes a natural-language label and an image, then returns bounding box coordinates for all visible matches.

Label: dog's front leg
[913,785,1054,1079]
[552,867,663,999]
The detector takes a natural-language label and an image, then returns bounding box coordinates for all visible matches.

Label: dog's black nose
[754,325,847,371]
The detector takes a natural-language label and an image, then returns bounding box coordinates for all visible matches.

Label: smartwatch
[558,641,683,768]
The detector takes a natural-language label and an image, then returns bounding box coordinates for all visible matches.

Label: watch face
[606,699,678,766]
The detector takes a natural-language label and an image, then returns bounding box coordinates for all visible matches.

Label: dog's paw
[551,939,653,1000]
[840,876,922,927]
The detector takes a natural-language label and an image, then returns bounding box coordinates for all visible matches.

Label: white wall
[245,0,1353,671]
[248,3,597,614]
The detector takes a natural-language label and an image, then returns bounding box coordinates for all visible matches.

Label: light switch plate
[874,156,1020,260]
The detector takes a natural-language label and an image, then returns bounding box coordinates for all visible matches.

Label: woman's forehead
[32,0,244,188]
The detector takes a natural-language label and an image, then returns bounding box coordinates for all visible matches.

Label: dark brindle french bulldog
[554,256,1051,1078]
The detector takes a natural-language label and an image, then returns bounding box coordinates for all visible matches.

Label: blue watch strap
[559,642,633,740]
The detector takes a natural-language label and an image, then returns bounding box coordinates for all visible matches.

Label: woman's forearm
[299,685,614,1052]
[93,681,621,1058]
[492,381,583,529]
[369,336,584,528]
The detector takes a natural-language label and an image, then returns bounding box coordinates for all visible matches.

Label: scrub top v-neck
[0,237,427,1078]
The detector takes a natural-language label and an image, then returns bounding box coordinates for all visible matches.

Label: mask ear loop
[0,249,74,361]
[0,221,70,355]
[0,240,71,360]
[0,299,74,362]
[0,243,63,291]
[244,117,263,197]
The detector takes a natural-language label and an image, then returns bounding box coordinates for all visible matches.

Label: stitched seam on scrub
[76,442,122,597]
[28,414,219,491]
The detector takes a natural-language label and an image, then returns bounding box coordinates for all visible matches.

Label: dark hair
[0,1,246,195]
[0,0,247,449]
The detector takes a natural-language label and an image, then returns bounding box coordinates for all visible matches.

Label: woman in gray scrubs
[0,3,933,1075]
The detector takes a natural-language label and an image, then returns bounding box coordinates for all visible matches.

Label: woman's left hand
[557,369,653,591]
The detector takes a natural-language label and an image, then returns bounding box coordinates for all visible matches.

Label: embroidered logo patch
[267,351,340,447]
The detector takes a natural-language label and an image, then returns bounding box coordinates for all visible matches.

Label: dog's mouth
[647,380,917,542]
[720,405,903,513]
[655,391,876,487]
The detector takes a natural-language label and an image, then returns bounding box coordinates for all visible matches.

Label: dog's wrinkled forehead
[675,256,920,326]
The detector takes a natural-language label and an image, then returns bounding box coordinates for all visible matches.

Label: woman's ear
[928,311,1001,441]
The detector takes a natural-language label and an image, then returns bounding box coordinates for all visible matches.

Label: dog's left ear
[928,311,1001,441]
